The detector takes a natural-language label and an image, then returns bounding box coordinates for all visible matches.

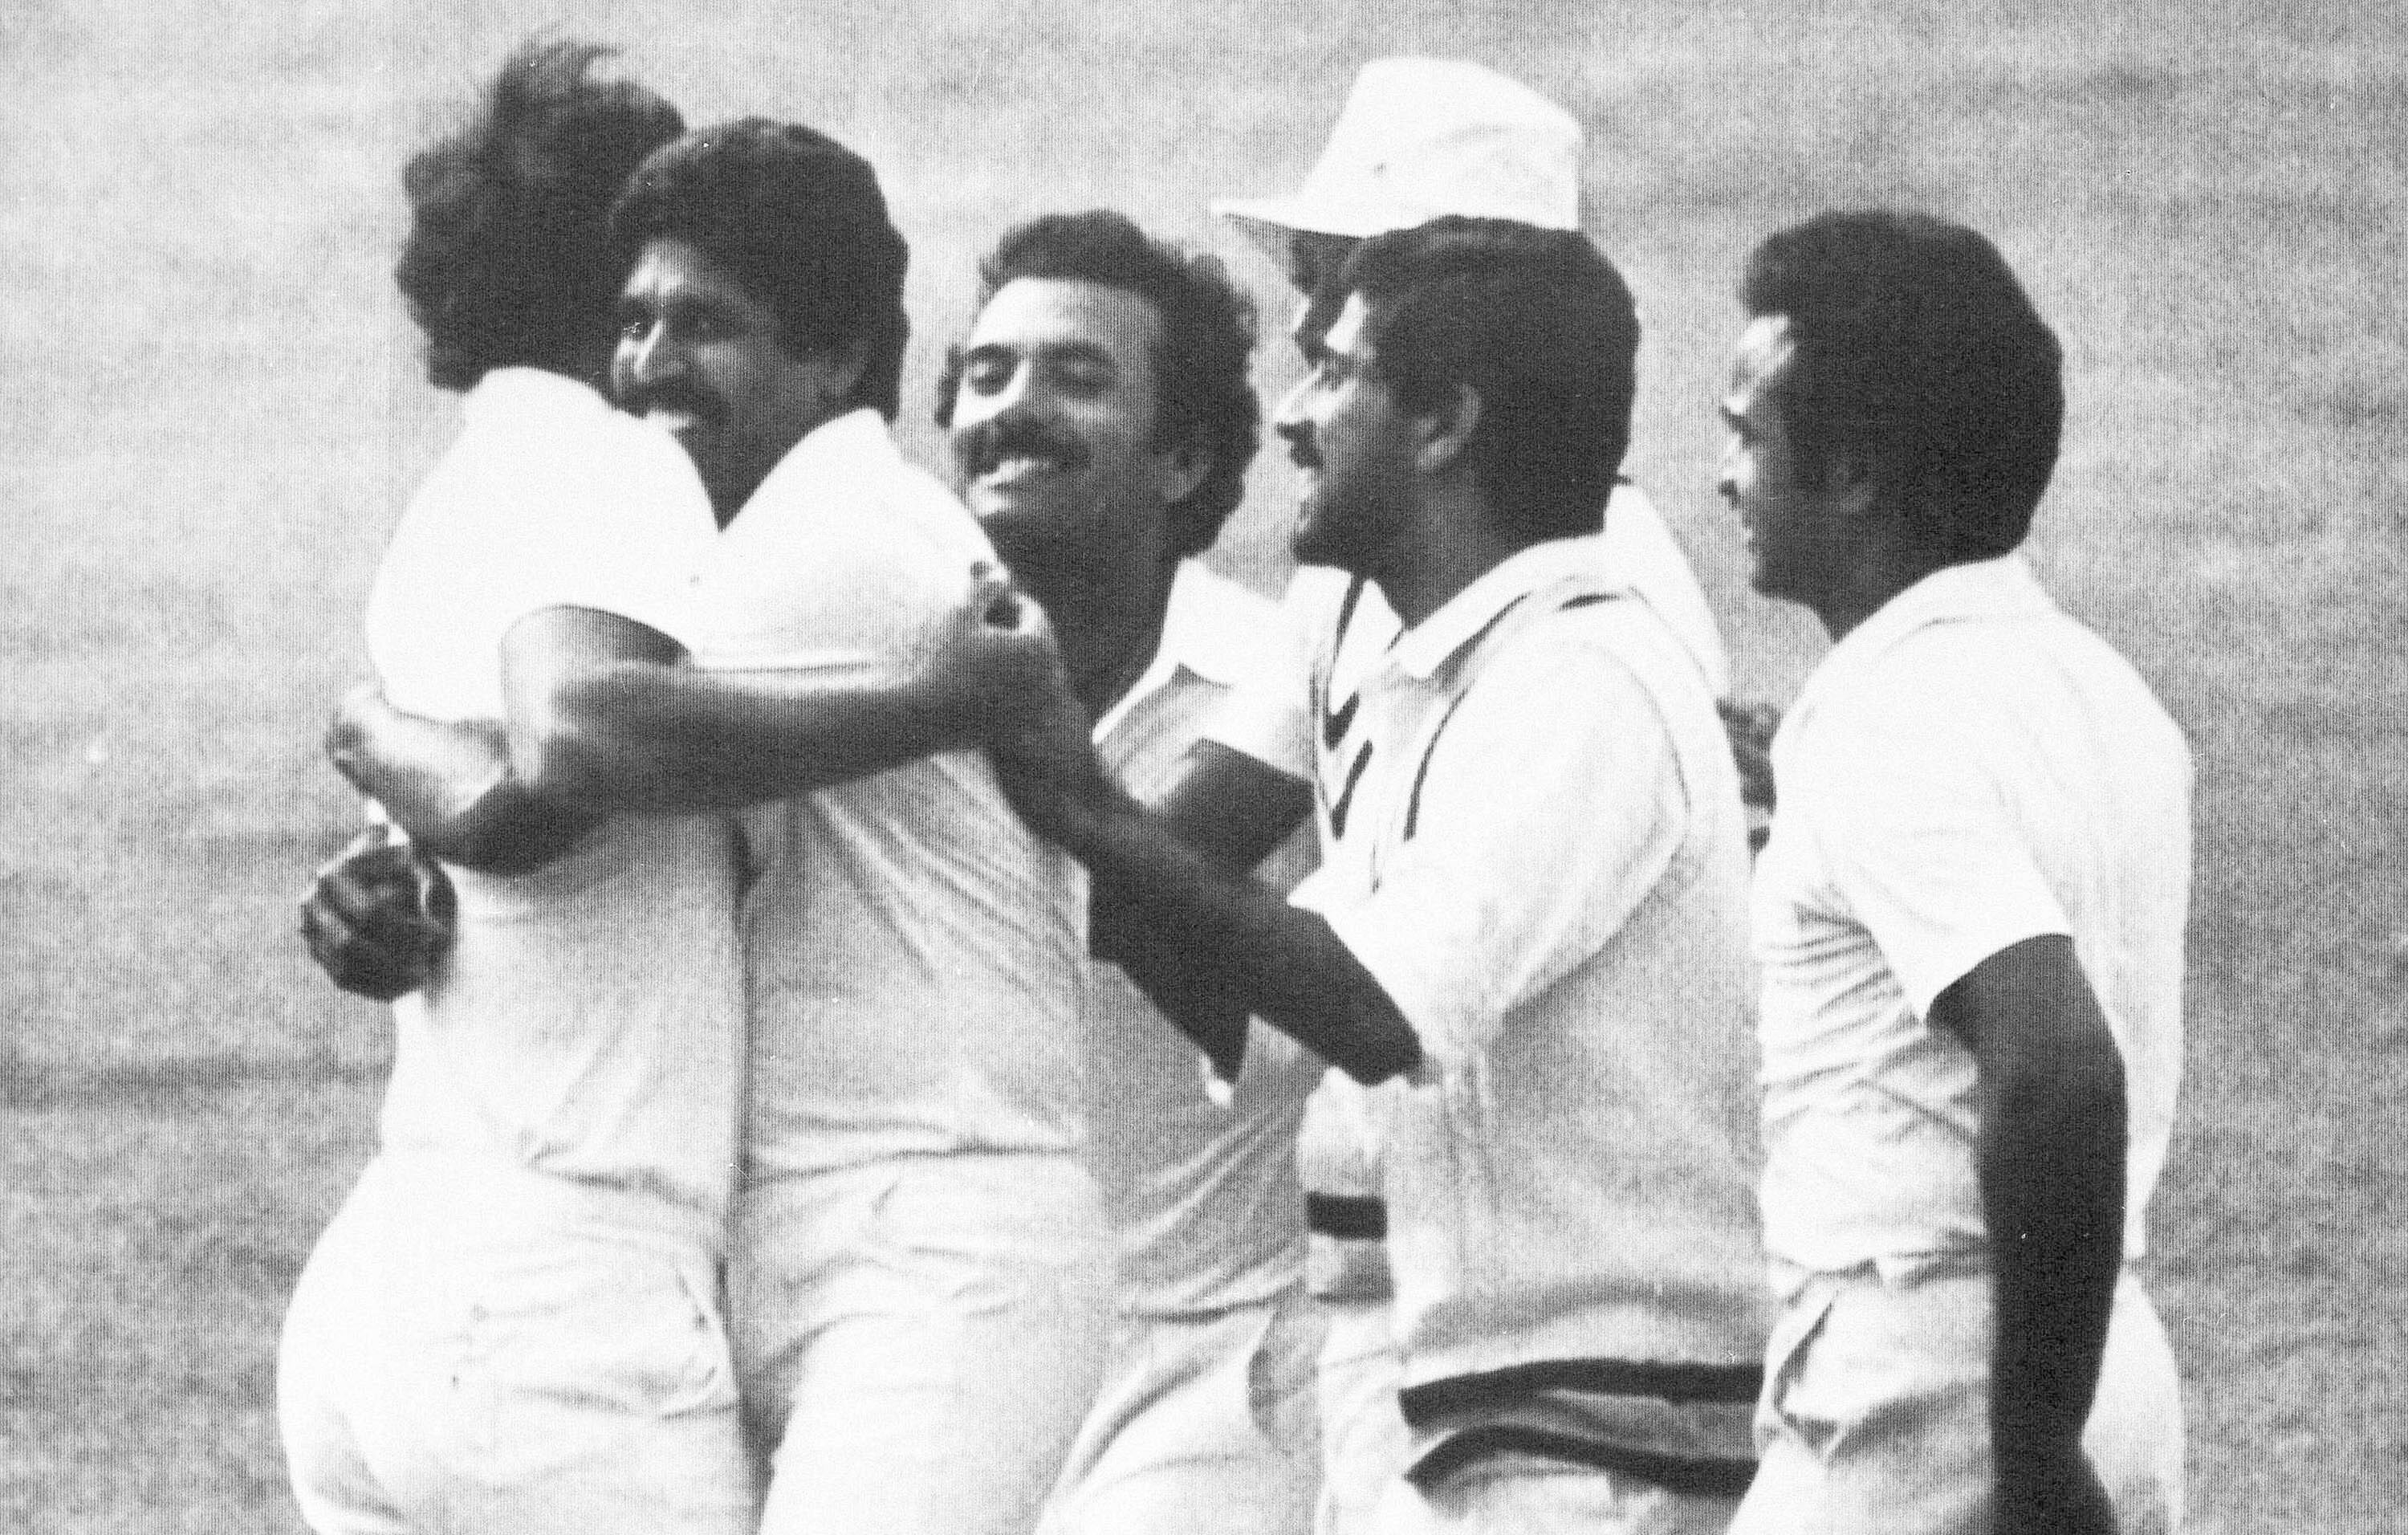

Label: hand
[298,825,457,1001]
[986,663,1113,853]
[1995,1443,2117,1535]
[1716,698,1780,812]
[1716,698,1780,852]
[323,681,393,796]
[924,563,1070,738]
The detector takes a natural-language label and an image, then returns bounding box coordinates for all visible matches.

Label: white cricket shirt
[1084,561,1324,1317]
[1203,482,1730,799]
[1285,536,1766,1432]
[679,409,1091,1179]
[1751,554,2191,1275]
[365,367,744,1228]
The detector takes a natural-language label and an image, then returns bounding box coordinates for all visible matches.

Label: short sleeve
[1809,698,2070,1016]
[1294,626,1686,1075]
[1197,572,1326,778]
[686,460,980,676]
[522,417,714,648]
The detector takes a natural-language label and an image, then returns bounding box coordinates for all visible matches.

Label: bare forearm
[1979,1044,2126,1464]
[1094,742,1311,976]
[1065,792,1420,1085]
[1153,742,1313,873]
[513,660,982,815]
[325,693,594,875]
[1935,936,2130,1478]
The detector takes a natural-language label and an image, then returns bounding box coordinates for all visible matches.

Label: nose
[1271,372,1317,442]
[618,319,686,393]
[1287,279,1345,363]
[956,358,1043,432]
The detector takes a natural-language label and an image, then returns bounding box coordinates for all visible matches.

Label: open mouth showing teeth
[982,454,1075,481]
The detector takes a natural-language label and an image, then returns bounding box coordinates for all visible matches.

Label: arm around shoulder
[498,570,1041,815]
[324,682,599,876]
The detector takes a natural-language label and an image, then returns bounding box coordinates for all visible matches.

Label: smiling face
[1719,313,1855,608]
[947,277,1201,581]
[1274,292,1418,576]
[609,237,852,523]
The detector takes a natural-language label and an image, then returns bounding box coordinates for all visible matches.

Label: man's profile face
[612,237,845,520]
[1276,293,1415,575]
[949,276,1198,580]
[1719,314,1848,606]
[1283,230,1360,364]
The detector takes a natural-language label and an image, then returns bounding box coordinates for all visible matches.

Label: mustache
[620,381,729,427]
[954,417,1093,478]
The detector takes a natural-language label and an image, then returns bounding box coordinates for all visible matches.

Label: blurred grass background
[2,2,2402,1529]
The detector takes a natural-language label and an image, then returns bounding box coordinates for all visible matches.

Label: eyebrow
[616,290,738,323]
[962,338,1120,370]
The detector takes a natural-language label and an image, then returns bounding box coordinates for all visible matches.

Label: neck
[1808,529,1968,642]
[1378,482,1522,629]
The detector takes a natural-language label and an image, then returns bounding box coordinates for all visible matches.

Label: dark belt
[1304,1191,1387,1241]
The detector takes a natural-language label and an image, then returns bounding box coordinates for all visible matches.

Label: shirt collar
[1093,560,1255,739]
[1388,536,1633,681]
[1790,552,2058,723]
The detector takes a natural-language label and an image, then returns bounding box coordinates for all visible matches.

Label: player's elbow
[1993,1019,2128,1160]
[506,675,633,812]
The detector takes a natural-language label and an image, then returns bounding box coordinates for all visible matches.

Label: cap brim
[1211,196,1397,270]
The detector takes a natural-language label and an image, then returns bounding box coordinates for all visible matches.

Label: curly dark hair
[1740,210,2064,560]
[1344,217,1638,547]
[934,210,1260,560]
[611,118,910,420]
[394,39,682,391]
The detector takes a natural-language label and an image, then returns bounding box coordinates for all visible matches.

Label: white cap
[1213,57,1583,264]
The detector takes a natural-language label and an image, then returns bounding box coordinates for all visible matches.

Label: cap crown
[1214,57,1582,252]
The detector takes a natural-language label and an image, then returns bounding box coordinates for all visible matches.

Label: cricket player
[985,217,1768,1535]
[934,209,1328,1534]
[279,42,757,1535]
[1177,59,1738,1533]
[321,120,1112,1535]
[1715,210,2190,1535]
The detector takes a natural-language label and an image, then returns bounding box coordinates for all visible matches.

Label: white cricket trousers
[278,1152,757,1535]
[1729,1264,2183,1535]
[731,1153,1115,1535]
[1039,1284,1325,1535]
[1312,1291,1413,1535]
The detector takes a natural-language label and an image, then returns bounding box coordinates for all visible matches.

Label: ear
[1158,438,1213,509]
[1819,446,1881,519]
[1413,384,1482,476]
[806,334,871,409]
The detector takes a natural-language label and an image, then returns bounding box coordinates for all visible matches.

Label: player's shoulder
[868,432,1001,566]
[1444,591,1686,747]
[1169,561,1288,676]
